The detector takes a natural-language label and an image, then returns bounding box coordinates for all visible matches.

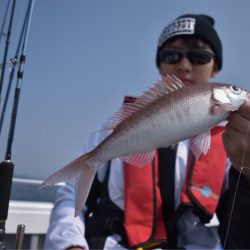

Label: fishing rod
[5,0,34,161]
[0,0,32,137]
[0,0,35,249]
[0,0,11,48]
[0,0,16,104]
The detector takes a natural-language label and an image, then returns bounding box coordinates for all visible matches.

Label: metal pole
[15,224,25,250]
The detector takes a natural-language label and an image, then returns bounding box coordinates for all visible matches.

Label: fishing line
[223,120,250,248]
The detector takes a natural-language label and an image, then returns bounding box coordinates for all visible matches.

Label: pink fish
[42,75,250,216]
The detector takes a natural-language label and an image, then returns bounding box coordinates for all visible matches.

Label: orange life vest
[181,126,227,216]
[124,126,227,247]
[124,153,167,248]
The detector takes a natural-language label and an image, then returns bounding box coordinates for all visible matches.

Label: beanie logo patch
[158,18,196,47]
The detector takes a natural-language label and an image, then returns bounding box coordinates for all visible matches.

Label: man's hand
[223,101,250,183]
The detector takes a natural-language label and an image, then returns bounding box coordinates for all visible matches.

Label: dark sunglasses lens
[160,50,183,64]
[187,50,214,64]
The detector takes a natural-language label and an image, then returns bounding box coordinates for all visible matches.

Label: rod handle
[0,161,14,221]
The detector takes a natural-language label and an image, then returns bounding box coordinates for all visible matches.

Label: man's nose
[176,56,192,72]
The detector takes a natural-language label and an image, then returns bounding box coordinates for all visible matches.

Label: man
[220,102,250,249]
[44,14,250,249]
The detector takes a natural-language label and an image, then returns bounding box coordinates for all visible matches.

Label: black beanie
[156,14,223,70]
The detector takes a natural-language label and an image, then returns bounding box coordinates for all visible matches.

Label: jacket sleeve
[218,167,250,249]
[44,128,111,250]
[44,183,88,250]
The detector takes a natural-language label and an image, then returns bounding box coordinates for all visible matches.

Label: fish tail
[41,152,98,216]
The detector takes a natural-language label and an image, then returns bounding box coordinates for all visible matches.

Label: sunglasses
[159,48,215,65]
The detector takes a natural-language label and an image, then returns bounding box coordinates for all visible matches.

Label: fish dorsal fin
[120,150,156,167]
[138,74,185,105]
[102,75,185,131]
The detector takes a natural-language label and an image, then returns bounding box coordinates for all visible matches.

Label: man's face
[158,37,219,85]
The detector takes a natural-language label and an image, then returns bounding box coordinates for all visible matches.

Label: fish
[41,75,250,216]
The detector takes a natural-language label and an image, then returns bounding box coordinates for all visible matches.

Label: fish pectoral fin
[211,103,237,116]
[120,151,156,167]
[191,131,211,159]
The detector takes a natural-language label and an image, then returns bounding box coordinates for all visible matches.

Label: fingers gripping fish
[41,75,250,216]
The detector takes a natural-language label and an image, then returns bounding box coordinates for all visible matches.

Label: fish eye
[230,85,242,95]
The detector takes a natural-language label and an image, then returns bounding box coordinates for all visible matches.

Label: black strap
[85,164,109,218]
[85,162,127,247]
[158,146,178,248]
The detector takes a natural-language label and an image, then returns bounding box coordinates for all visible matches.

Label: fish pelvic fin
[120,150,156,167]
[41,153,98,217]
[191,130,211,159]
[101,75,184,131]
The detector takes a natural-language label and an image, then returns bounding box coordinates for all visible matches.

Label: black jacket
[218,168,250,249]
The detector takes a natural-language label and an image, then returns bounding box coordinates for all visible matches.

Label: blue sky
[0,0,250,179]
